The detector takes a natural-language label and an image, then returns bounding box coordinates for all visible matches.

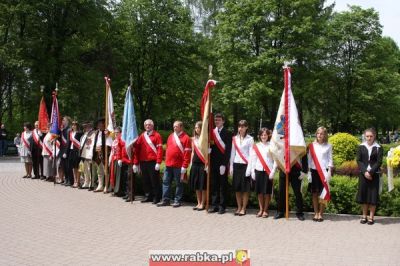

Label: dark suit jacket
[211,127,232,167]
[357,144,383,175]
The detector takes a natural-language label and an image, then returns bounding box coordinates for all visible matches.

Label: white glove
[62,153,67,159]
[229,168,233,176]
[208,148,212,154]
[155,163,160,171]
[219,165,226,175]
[269,171,275,180]
[307,171,312,183]
[251,170,256,181]
[245,168,251,177]
[204,165,209,174]
[132,164,139,173]
[117,160,122,167]
[299,171,307,180]
[181,167,187,174]
[325,170,332,182]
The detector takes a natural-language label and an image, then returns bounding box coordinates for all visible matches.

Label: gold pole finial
[208,65,213,79]
[40,85,44,94]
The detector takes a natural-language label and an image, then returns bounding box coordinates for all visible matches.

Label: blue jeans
[162,167,183,203]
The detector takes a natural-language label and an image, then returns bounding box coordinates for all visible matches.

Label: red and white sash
[193,137,205,164]
[173,132,184,154]
[61,133,67,146]
[212,128,226,154]
[69,131,80,149]
[32,129,43,149]
[232,136,248,164]
[21,132,31,149]
[253,144,271,175]
[144,132,158,155]
[43,139,53,158]
[309,143,331,201]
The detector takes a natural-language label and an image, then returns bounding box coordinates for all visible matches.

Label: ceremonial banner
[38,96,49,133]
[270,67,306,173]
[195,80,216,165]
[121,86,138,157]
[50,92,61,137]
[105,77,116,133]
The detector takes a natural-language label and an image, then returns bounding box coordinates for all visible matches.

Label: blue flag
[50,93,61,136]
[121,86,138,157]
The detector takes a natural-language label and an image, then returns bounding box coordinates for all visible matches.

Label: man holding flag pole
[49,84,62,184]
[270,64,308,220]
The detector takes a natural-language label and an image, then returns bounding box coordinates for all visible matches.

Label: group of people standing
[17,114,383,224]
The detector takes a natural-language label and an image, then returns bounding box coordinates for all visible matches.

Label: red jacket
[133,131,163,164]
[111,137,131,164]
[165,131,191,168]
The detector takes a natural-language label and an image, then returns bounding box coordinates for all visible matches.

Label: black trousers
[211,163,228,210]
[62,157,73,184]
[140,161,161,201]
[32,147,43,177]
[277,170,303,215]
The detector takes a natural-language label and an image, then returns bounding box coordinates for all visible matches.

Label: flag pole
[104,76,109,193]
[129,73,135,203]
[283,62,290,220]
[285,172,289,219]
[53,83,58,186]
[206,65,212,213]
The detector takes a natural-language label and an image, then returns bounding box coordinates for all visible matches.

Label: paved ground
[0,157,399,266]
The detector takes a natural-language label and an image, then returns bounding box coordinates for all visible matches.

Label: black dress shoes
[296,214,305,221]
[274,213,285,219]
[218,208,226,214]
[141,197,153,203]
[208,207,219,213]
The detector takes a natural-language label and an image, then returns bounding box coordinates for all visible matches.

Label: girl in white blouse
[230,120,254,216]
[248,128,276,218]
[307,126,333,222]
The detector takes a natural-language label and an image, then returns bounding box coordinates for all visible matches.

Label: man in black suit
[209,113,232,214]
[60,116,73,186]
[31,121,44,179]
[274,154,308,221]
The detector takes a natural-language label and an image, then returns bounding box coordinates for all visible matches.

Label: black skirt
[68,149,81,169]
[308,169,324,194]
[356,173,380,205]
[255,170,273,195]
[233,163,250,192]
[189,162,206,191]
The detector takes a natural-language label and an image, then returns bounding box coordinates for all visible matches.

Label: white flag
[270,67,306,173]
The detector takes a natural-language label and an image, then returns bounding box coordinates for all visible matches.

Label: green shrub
[335,160,359,177]
[329,133,360,167]
[325,175,359,214]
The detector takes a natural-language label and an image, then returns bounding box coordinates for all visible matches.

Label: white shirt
[249,142,276,172]
[70,131,76,149]
[308,141,333,170]
[361,142,381,171]
[230,134,254,166]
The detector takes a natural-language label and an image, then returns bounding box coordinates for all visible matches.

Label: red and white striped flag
[194,79,216,165]
[270,67,306,173]
[105,77,116,133]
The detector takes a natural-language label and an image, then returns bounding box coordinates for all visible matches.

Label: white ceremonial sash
[173,132,184,154]
[144,132,158,155]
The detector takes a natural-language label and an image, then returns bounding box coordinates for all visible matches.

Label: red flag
[38,96,49,133]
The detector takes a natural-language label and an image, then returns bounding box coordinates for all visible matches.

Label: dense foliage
[1,0,399,137]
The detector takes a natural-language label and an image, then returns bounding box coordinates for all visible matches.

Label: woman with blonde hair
[307,126,333,222]
[189,121,207,211]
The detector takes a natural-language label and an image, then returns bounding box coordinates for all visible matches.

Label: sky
[327,0,399,46]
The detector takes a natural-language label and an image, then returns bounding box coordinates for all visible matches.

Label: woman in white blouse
[230,120,254,216]
[248,128,276,218]
[307,126,333,222]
